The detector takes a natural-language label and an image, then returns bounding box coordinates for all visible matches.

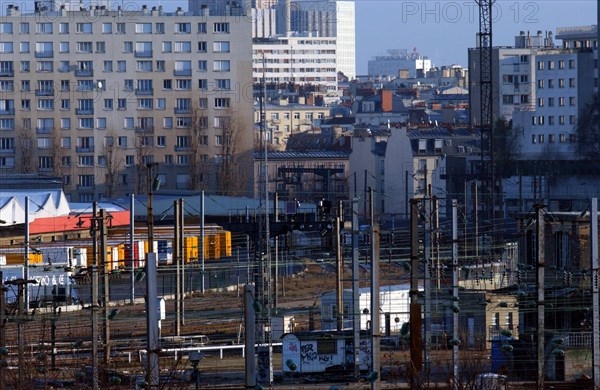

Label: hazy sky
[10,0,598,73]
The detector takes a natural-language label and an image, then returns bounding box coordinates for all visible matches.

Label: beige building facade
[0,4,254,201]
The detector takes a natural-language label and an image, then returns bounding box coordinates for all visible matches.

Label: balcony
[173,69,192,77]
[135,126,154,133]
[135,89,154,96]
[76,86,94,92]
[35,89,55,96]
[0,148,15,154]
[34,51,54,58]
[75,108,94,115]
[76,146,95,153]
[174,146,190,152]
[174,108,191,114]
[76,184,95,191]
[0,70,14,77]
[0,109,15,116]
[74,69,94,77]
[134,50,153,58]
[36,127,53,134]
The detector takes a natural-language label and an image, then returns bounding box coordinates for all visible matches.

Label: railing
[36,127,53,134]
[174,146,190,152]
[135,89,153,96]
[74,69,94,77]
[0,70,14,77]
[75,109,94,115]
[34,51,54,58]
[35,89,55,96]
[173,69,192,76]
[76,184,95,191]
[134,50,153,58]
[554,331,592,348]
[76,146,94,153]
[135,126,154,133]
[174,108,191,114]
[0,109,15,116]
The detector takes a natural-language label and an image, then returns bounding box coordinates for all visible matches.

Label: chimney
[381,90,393,112]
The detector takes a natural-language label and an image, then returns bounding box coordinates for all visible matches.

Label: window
[199,98,208,108]
[0,42,13,53]
[162,41,172,53]
[102,23,112,34]
[537,61,544,70]
[569,59,575,69]
[213,60,230,72]
[538,116,544,125]
[548,97,554,107]
[215,135,223,145]
[559,115,565,125]
[163,79,172,90]
[559,97,565,107]
[39,156,54,170]
[156,98,166,109]
[531,134,537,144]
[59,23,69,34]
[61,118,70,129]
[123,41,133,53]
[548,116,554,125]
[177,155,190,165]
[213,23,229,33]
[570,115,577,124]
[163,117,173,128]
[61,137,71,148]
[215,98,230,108]
[76,23,93,34]
[198,79,207,90]
[569,97,576,106]
[37,99,54,110]
[214,116,229,128]
[135,41,153,56]
[156,60,165,72]
[37,137,52,149]
[164,155,173,165]
[175,23,191,34]
[137,60,153,72]
[548,60,555,70]
[213,41,230,52]
[537,79,544,88]
[175,98,191,112]
[118,99,127,110]
[125,155,135,166]
[0,119,15,130]
[198,41,207,52]
[216,79,230,90]
[79,156,94,167]
[519,55,528,63]
[548,79,555,88]
[135,23,152,34]
[117,61,126,72]
[21,99,30,110]
[0,23,13,34]
[58,42,68,53]
[155,23,165,34]
[77,41,93,53]
[116,23,126,34]
[157,136,166,147]
[537,98,544,107]
[538,134,544,143]
[0,157,15,168]
[559,79,565,88]
[198,60,207,71]
[61,100,69,110]
[176,79,191,90]
[176,117,192,128]
[19,23,29,34]
[198,23,207,33]
[36,23,53,34]
[560,134,567,143]
[175,60,192,74]
[138,98,153,109]
[95,41,105,53]
[176,136,190,149]
[78,175,95,189]
[78,118,93,129]
[174,41,191,53]
[20,42,30,53]
[558,60,565,69]
[60,80,69,91]
[569,78,576,88]
[0,138,15,153]
[103,61,113,72]
[124,117,134,128]
[20,61,30,72]
[549,134,555,143]
[117,136,127,147]
[97,118,106,129]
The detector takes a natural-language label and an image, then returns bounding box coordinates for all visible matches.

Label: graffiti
[318,355,331,363]
[288,342,298,352]
[300,343,317,362]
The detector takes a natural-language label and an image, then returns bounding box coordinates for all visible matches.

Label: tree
[16,126,34,173]
[135,133,154,194]
[102,132,124,198]
[217,107,250,196]
[188,107,210,191]
[493,118,521,177]
[51,127,68,179]
[575,92,600,159]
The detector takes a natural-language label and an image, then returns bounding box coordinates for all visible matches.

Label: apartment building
[0,4,254,201]
[253,34,337,92]
[368,49,433,79]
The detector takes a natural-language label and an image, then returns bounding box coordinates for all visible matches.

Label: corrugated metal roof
[254,151,351,160]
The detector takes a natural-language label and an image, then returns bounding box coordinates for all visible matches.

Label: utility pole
[409,199,423,381]
[179,198,185,324]
[274,192,279,311]
[451,200,459,388]
[100,209,110,365]
[0,272,5,390]
[200,191,205,294]
[336,201,344,331]
[535,203,545,390]
[24,196,30,312]
[129,194,135,305]
[174,199,181,336]
[244,284,256,388]
[369,188,380,389]
[9,279,36,388]
[351,198,360,378]
[423,195,432,372]
[146,162,160,388]
[591,197,599,389]
[91,202,99,390]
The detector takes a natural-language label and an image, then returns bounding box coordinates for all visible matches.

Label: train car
[3,252,43,265]
[0,265,78,305]
[157,240,173,265]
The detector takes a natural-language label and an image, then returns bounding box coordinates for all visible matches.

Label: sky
[7,0,598,73]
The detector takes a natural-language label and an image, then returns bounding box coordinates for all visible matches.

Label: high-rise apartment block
[0,3,254,201]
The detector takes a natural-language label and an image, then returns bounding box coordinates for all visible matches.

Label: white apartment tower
[0,4,254,201]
